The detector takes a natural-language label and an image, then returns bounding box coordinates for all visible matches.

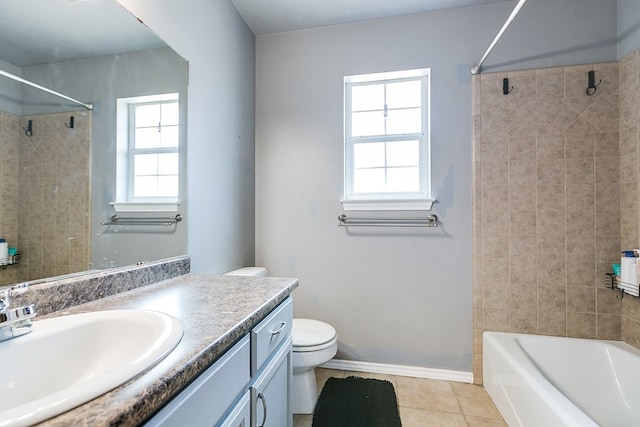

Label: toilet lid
[292,318,336,347]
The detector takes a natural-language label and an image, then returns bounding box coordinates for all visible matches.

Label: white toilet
[224,267,337,414]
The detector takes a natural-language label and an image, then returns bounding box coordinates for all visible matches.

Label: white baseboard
[321,359,473,383]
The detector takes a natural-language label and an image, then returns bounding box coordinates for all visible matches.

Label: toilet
[224,267,337,414]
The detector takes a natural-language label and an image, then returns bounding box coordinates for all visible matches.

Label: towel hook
[22,120,33,137]
[64,116,74,129]
[586,70,601,96]
[502,78,514,95]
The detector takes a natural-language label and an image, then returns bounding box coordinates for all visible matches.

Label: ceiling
[0,0,165,68]
[231,0,512,36]
[0,0,512,68]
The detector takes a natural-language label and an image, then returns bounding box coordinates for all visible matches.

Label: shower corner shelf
[605,272,640,299]
[0,254,20,270]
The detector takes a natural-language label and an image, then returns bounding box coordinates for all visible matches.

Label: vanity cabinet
[144,297,293,427]
[250,338,291,427]
[250,297,293,427]
[219,392,250,427]
[144,336,251,426]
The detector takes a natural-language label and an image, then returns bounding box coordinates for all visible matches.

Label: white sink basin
[0,309,183,427]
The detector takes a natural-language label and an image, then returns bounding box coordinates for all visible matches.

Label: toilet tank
[224,267,268,277]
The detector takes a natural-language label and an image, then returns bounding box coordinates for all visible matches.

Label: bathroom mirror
[0,0,189,287]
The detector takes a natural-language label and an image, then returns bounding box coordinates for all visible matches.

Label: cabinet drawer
[145,336,250,427]
[251,297,292,375]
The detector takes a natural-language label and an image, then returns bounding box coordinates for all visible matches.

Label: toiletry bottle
[635,249,640,292]
[0,239,7,265]
[621,251,637,289]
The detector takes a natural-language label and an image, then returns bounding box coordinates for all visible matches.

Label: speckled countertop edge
[12,256,191,316]
[33,273,298,427]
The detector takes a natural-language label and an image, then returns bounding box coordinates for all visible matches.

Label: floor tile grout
[294,368,506,427]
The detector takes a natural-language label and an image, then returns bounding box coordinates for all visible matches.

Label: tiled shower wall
[0,111,91,286]
[472,61,623,383]
[0,112,20,285]
[620,48,640,349]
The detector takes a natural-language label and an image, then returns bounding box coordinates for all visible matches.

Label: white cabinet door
[145,336,250,427]
[219,391,251,427]
[251,337,292,427]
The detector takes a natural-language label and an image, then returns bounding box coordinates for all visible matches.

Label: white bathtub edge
[483,331,599,427]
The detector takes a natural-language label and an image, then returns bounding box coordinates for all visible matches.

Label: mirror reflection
[0,0,189,287]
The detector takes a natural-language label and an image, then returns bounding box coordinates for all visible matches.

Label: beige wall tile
[510,285,537,311]
[509,210,537,235]
[595,132,619,157]
[566,261,596,287]
[565,133,594,158]
[567,286,596,312]
[536,67,564,99]
[598,313,622,340]
[538,286,567,312]
[473,58,637,376]
[566,209,594,235]
[566,158,595,184]
[537,132,564,159]
[567,312,596,337]
[538,311,566,336]
[595,157,620,184]
[510,308,538,333]
[566,180,595,211]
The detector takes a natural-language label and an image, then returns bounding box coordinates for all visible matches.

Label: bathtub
[483,332,640,427]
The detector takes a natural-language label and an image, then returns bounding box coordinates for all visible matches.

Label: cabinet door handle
[271,321,286,336]
[257,392,268,427]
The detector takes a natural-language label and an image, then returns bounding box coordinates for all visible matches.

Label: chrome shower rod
[471,0,528,75]
[0,68,93,110]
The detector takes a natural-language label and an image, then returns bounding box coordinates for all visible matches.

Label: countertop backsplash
[11,255,190,316]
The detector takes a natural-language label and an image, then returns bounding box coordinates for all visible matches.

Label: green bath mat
[312,376,402,427]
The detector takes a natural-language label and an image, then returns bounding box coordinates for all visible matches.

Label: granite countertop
[36,273,298,427]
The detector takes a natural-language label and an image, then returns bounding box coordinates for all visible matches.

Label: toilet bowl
[224,267,337,414]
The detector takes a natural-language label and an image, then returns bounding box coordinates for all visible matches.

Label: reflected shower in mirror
[0,0,188,287]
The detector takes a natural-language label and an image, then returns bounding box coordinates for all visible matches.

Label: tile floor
[293,368,507,427]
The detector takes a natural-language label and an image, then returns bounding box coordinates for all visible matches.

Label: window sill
[341,198,436,211]
[110,202,180,213]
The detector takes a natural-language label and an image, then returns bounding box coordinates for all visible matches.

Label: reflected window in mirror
[116,93,180,208]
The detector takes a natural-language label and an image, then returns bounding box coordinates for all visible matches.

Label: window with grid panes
[128,99,179,201]
[343,68,434,210]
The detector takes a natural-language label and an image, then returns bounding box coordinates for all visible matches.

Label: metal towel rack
[338,213,438,228]
[102,214,183,226]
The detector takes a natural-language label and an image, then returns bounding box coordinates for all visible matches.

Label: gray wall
[20,47,189,269]
[618,0,640,58]
[117,0,256,274]
[0,59,23,115]
[255,0,618,372]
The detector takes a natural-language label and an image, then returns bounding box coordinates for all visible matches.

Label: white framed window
[343,68,435,211]
[114,93,181,212]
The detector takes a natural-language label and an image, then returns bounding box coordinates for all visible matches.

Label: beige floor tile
[400,407,467,427]
[451,382,502,419]
[465,414,509,427]
[293,413,313,427]
[314,368,345,393]
[396,377,461,413]
[300,369,505,426]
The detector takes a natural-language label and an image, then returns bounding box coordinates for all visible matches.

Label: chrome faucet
[0,283,37,342]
